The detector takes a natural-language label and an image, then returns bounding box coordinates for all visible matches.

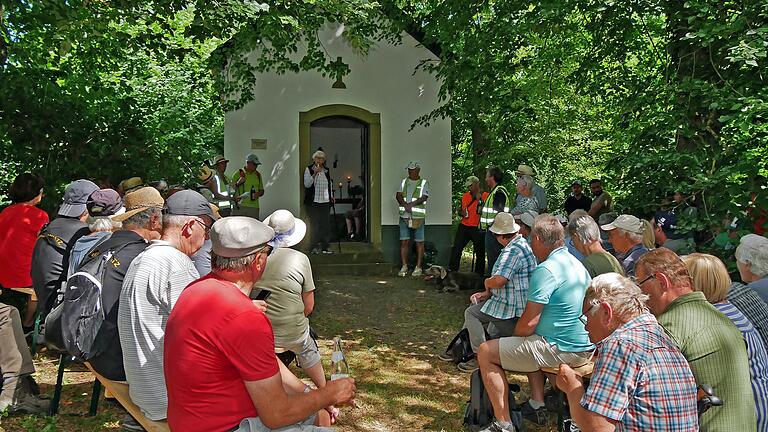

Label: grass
[3,275,559,431]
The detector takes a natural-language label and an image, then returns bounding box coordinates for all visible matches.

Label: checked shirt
[481,234,537,319]
[581,313,699,431]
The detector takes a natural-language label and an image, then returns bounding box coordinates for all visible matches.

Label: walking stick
[331,202,342,253]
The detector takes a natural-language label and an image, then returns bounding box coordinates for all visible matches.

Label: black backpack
[45,240,141,360]
[445,328,475,364]
[464,369,523,431]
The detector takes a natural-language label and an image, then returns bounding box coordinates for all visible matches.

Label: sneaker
[437,351,455,362]
[0,390,49,415]
[121,414,146,431]
[412,267,423,277]
[479,420,517,432]
[322,249,333,254]
[398,265,409,277]
[520,400,548,425]
[458,359,479,372]
[310,247,320,255]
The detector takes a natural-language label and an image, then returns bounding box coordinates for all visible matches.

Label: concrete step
[311,262,395,277]
[307,242,385,265]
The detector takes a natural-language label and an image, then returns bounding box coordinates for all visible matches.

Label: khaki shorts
[233,414,332,432]
[275,331,321,369]
[498,335,593,373]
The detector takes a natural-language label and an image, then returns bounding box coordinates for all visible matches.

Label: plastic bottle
[330,336,350,381]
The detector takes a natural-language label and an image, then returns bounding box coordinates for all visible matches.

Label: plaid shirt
[728,282,768,346]
[481,235,537,319]
[581,313,699,431]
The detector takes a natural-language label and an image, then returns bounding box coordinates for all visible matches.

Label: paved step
[308,242,393,277]
[311,262,395,277]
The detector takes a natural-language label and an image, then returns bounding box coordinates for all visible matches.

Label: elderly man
[118,189,216,422]
[396,161,429,277]
[600,214,649,276]
[564,180,591,215]
[304,150,335,255]
[449,176,488,275]
[254,210,329,391]
[476,215,594,429]
[439,213,537,372]
[31,179,99,321]
[164,217,355,432]
[568,214,624,278]
[736,234,768,303]
[636,248,756,431]
[515,164,547,213]
[479,166,511,274]
[232,153,265,219]
[556,273,698,431]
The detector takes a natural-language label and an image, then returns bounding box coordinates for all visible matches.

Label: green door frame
[299,104,382,247]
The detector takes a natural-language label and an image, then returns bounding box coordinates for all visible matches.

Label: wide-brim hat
[197,166,214,183]
[121,177,144,193]
[263,210,307,248]
[489,212,520,235]
[516,164,534,176]
[59,179,99,217]
[213,155,229,165]
[112,187,165,222]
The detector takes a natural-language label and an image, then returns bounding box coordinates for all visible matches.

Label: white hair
[569,215,600,244]
[587,273,649,321]
[163,214,200,229]
[736,234,768,278]
[617,227,644,244]
[312,150,326,160]
[517,174,533,189]
[87,216,121,232]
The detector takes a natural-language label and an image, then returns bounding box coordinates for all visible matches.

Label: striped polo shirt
[118,240,200,420]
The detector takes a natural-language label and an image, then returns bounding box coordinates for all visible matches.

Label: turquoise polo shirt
[529,246,595,353]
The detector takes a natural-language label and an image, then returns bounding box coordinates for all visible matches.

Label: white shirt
[304,167,330,203]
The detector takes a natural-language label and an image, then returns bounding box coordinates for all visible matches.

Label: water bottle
[250,185,256,201]
[330,336,350,381]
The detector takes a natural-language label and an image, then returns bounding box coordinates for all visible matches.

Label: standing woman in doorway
[303,150,335,254]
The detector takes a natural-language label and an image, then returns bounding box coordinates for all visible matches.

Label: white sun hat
[263,209,307,248]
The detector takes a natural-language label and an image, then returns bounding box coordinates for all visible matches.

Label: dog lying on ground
[424,265,484,292]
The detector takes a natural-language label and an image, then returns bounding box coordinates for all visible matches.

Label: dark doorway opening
[310,116,369,242]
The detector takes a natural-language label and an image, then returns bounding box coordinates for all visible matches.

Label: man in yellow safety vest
[396,161,429,277]
[478,166,511,273]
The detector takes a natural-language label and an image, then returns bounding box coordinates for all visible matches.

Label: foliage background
[2,0,766,239]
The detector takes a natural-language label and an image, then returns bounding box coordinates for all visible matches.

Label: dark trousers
[484,229,502,276]
[449,224,485,275]
[308,202,331,250]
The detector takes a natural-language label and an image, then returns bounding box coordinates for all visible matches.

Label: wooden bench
[84,362,170,432]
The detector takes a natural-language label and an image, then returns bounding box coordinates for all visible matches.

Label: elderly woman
[67,188,124,276]
[737,234,768,302]
[511,174,538,215]
[683,253,768,432]
[303,150,334,254]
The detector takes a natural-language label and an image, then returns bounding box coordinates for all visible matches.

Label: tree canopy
[2,0,766,241]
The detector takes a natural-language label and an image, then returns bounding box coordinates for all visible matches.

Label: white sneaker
[398,265,409,277]
[412,267,423,277]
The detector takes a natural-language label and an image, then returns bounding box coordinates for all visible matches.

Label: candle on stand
[338,182,343,199]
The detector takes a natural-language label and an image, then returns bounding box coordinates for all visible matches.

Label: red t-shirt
[0,203,49,288]
[164,274,279,432]
[460,191,489,227]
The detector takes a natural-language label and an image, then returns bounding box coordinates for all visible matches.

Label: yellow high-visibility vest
[399,178,427,218]
[479,185,510,229]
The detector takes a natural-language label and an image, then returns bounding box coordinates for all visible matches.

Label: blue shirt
[481,235,537,319]
[528,246,594,352]
[618,243,649,276]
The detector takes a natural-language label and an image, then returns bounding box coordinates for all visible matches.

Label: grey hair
[617,228,644,244]
[736,234,768,277]
[568,209,589,224]
[569,215,600,244]
[517,174,534,189]
[211,251,258,273]
[587,273,649,321]
[532,214,565,248]
[87,216,121,232]
[122,207,163,229]
[163,214,200,229]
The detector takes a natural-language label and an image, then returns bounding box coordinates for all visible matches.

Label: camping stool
[540,362,595,432]
[49,354,102,416]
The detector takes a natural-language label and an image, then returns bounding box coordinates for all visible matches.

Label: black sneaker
[437,351,455,362]
[520,400,548,425]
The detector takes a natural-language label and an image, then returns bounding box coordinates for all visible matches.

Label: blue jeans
[399,218,425,242]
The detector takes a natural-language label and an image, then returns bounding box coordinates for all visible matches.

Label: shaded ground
[3,275,558,431]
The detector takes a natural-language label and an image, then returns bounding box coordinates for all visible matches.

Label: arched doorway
[299,105,382,247]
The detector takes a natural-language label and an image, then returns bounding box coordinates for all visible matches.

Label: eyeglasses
[194,219,212,234]
[631,274,655,287]
[578,301,601,326]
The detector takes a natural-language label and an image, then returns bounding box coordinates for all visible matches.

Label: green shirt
[231,170,263,209]
[581,251,624,278]
[658,291,756,432]
[252,248,315,344]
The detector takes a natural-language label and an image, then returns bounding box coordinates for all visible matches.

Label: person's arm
[279,358,311,394]
[256,171,265,197]
[557,365,617,432]
[492,191,508,212]
[514,301,544,336]
[396,191,407,207]
[303,167,315,188]
[588,195,605,218]
[484,275,509,290]
[245,371,355,429]
[303,291,315,317]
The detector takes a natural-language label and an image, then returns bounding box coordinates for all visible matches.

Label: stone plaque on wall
[251,138,267,149]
